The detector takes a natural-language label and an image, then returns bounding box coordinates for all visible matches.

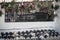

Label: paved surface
[0,36,60,40]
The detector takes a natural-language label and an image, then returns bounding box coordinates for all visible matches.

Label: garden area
[0,0,59,22]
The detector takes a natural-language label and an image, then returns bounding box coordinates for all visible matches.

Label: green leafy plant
[10,0,15,7]
[54,5,60,10]
[37,3,41,8]
[25,7,30,13]
[10,0,19,13]
[0,1,8,17]
[1,2,9,9]
[51,4,60,10]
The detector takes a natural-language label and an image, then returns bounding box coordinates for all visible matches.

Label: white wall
[0,13,55,29]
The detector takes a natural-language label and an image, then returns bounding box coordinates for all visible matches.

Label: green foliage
[25,6,30,13]
[51,4,60,10]
[54,5,60,10]
[15,4,19,13]
[37,3,41,8]
[1,3,9,8]
[10,0,19,13]
[11,0,15,6]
